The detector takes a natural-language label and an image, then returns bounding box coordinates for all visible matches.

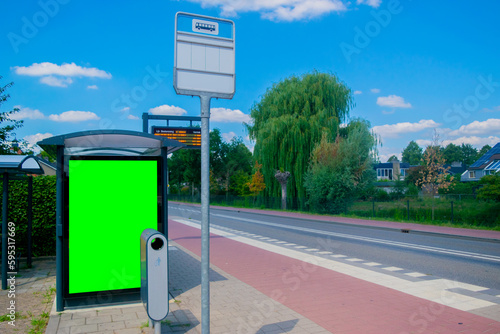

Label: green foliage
[478,144,491,157]
[0,76,24,154]
[247,71,353,202]
[440,179,477,195]
[168,129,252,197]
[230,169,251,196]
[442,143,463,165]
[387,155,399,162]
[401,141,423,165]
[304,119,376,214]
[461,143,478,166]
[477,173,500,201]
[0,176,56,256]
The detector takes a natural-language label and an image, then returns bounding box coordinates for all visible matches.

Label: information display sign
[153,126,201,149]
[174,12,235,99]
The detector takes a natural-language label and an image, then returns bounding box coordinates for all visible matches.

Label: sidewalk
[3,207,499,333]
[171,201,500,241]
[44,238,324,333]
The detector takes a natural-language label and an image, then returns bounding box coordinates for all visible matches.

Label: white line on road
[210,213,500,263]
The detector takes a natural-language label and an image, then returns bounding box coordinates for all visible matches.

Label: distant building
[461,143,500,182]
[444,161,467,177]
[375,161,410,181]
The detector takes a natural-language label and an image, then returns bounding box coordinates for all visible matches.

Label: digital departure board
[153,127,201,149]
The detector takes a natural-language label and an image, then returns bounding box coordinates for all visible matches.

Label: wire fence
[168,194,499,228]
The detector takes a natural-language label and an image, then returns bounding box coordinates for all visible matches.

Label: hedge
[0,175,56,257]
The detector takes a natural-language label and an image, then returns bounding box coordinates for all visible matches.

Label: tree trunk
[281,183,287,211]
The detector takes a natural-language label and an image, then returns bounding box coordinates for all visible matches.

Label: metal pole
[142,113,149,133]
[451,201,454,224]
[155,321,161,334]
[200,94,211,334]
[161,147,169,237]
[2,172,9,290]
[56,146,64,311]
[27,176,33,268]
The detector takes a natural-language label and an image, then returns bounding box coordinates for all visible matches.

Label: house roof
[470,142,500,169]
[374,162,411,169]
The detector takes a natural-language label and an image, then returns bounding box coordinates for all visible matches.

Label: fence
[168,194,499,228]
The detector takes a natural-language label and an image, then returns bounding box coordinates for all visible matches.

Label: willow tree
[247,72,353,204]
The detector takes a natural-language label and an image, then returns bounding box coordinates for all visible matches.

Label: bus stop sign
[174,12,235,99]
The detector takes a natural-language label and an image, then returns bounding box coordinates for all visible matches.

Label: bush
[0,176,56,257]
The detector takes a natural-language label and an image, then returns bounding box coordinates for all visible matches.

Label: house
[461,143,500,182]
[444,161,467,177]
[375,161,410,181]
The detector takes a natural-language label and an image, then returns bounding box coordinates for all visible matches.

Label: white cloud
[10,106,45,120]
[12,62,111,78]
[48,110,100,122]
[370,88,381,94]
[377,95,412,108]
[186,0,347,21]
[23,133,53,153]
[481,106,500,113]
[87,85,98,90]
[39,76,73,87]
[121,107,130,112]
[12,62,111,87]
[417,136,500,149]
[222,131,237,142]
[372,120,441,139]
[448,119,500,137]
[149,105,187,116]
[210,108,251,123]
[127,114,140,120]
[357,0,381,7]
[353,90,362,95]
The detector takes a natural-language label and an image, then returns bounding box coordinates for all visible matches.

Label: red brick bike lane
[169,219,500,334]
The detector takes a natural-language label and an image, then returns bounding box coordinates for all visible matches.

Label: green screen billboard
[68,158,159,294]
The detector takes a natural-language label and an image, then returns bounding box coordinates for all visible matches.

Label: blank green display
[69,159,158,294]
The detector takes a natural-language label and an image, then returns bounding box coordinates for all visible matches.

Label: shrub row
[0,176,56,257]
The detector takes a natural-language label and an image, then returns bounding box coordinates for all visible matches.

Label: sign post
[174,12,235,334]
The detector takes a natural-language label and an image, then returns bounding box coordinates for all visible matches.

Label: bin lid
[38,130,185,157]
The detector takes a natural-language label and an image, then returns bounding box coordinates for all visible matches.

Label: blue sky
[1,0,499,162]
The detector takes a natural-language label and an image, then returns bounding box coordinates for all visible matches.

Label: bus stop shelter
[38,130,184,311]
[1,155,45,290]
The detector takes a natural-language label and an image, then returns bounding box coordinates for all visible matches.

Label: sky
[1,0,500,162]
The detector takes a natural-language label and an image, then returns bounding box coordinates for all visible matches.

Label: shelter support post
[56,146,64,311]
[161,147,169,237]
[2,172,8,290]
[27,176,33,268]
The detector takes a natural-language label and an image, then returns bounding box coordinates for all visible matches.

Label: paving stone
[69,323,98,333]
[97,320,126,331]
[58,318,85,328]
[85,315,112,324]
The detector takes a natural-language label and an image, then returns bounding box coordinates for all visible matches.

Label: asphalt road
[168,203,500,291]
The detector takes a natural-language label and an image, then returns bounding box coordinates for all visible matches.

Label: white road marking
[171,217,497,313]
[383,266,404,271]
[364,262,381,266]
[405,272,428,277]
[210,213,500,263]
